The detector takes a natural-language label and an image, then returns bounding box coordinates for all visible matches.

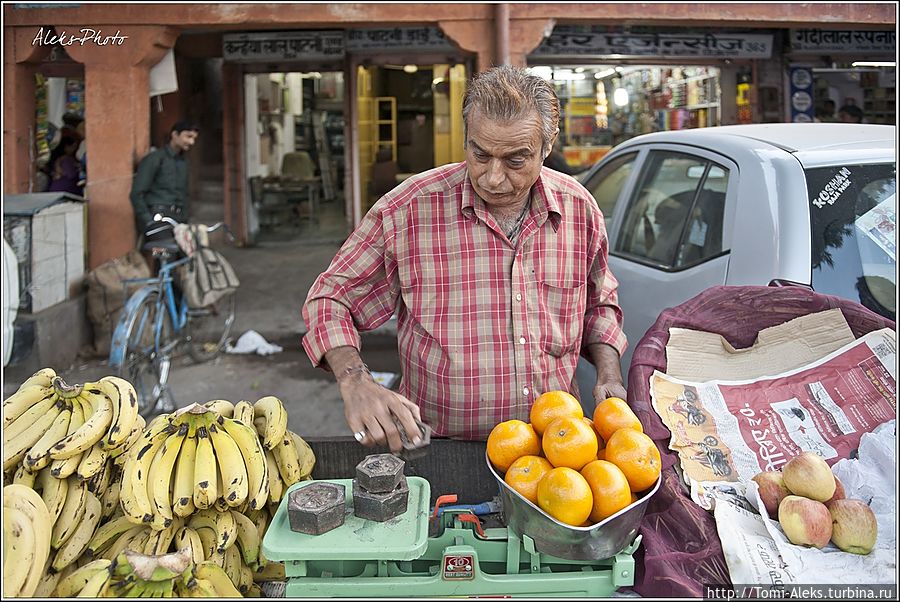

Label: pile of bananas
[52,548,243,597]
[3,484,53,597]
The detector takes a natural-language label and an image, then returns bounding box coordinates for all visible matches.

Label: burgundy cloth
[628,285,895,598]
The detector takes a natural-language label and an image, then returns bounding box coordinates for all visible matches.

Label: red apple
[824,475,846,508]
[829,499,878,555]
[752,471,790,517]
[778,495,833,548]
[782,452,835,502]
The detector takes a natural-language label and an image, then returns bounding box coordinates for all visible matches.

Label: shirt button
[523,387,530,396]
[516,293,522,301]
[519,337,526,345]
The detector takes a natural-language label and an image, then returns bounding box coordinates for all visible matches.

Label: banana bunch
[2,369,140,478]
[54,547,244,597]
[3,484,53,597]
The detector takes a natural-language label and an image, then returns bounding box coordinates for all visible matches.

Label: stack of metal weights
[352,454,410,522]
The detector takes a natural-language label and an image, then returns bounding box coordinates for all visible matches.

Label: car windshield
[806,162,896,321]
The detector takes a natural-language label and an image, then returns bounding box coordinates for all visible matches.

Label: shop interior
[526,64,725,173]
[811,62,896,124]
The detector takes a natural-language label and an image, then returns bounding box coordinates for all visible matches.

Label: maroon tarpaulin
[627,285,895,598]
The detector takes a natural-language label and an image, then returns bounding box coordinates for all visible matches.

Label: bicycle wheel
[117,290,178,419]
[186,290,236,362]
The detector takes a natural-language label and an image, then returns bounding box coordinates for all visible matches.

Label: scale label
[442,554,475,580]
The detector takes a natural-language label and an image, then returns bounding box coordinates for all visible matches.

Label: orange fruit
[536,467,593,526]
[604,428,661,492]
[504,455,553,505]
[530,391,583,436]
[487,420,541,473]
[581,460,632,523]
[592,397,643,442]
[631,492,638,504]
[596,448,606,461]
[542,416,598,471]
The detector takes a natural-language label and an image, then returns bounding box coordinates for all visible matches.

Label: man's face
[465,108,547,210]
[171,129,198,153]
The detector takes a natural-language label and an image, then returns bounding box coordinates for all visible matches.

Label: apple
[752,471,790,517]
[782,452,835,502]
[829,499,878,555]
[824,475,846,508]
[778,495,833,548]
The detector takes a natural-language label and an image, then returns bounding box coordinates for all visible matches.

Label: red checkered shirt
[302,162,626,440]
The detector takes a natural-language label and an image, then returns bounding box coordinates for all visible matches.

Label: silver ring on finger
[353,430,367,443]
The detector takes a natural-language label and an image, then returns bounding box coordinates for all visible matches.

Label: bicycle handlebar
[150,213,235,242]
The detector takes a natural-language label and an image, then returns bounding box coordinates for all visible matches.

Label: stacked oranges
[487,391,661,527]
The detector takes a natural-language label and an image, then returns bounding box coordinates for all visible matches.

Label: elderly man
[302,65,627,452]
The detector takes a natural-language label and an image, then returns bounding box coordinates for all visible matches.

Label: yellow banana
[54,558,112,598]
[232,509,261,568]
[76,441,109,482]
[121,420,178,525]
[52,490,102,571]
[174,526,206,565]
[193,426,218,510]
[149,423,188,529]
[49,386,113,461]
[50,398,85,478]
[219,415,268,511]
[272,431,302,487]
[232,400,254,424]
[264,448,284,504]
[253,560,286,582]
[19,367,57,391]
[3,483,53,597]
[12,462,37,487]
[74,562,112,597]
[223,543,242,590]
[194,561,242,597]
[50,476,87,550]
[36,466,69,524]
[194,525,218,559]
[102,525,147,561]
[191,576,224,597]
[292,430,317,479]
[204,398,235,418]
[3,397,65,470]
[3,383,54,428]
[214,465,230,512]
[253,395,288,450]
[208,421,249,508]
[32,559,63,598]
[238,563,254,595]
[4,505,37,597]
[190,507,236,553]
[172,426,198,518]
[101,465,123,519]
[96,376,140,451]
[86,454,111,498]
[86,514,137,558]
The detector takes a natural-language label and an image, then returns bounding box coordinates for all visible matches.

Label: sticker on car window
[812,167,852,208]
[855,195,896,261]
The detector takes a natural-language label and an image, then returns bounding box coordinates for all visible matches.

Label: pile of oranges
[487,391,661,527]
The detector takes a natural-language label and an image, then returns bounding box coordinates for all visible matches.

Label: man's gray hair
[462,65,560,155]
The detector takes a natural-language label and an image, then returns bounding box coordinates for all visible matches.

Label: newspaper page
[650,327,896,491]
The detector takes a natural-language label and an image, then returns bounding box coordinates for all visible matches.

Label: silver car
[576,123,896,384]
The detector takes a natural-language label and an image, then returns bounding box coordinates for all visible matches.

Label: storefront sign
[790,29,895,54]
[789,65,815,123]
[223,31,345,61]
[347,27,455,52]
[531,31,773,59]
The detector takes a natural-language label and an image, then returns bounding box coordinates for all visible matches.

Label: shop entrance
[243,70,349,244]
[526,64,725,174]
[354,63,466,214]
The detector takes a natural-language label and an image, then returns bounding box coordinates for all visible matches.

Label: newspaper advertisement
[650,327,895,491]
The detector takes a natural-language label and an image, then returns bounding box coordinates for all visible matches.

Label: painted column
[62,25,178,268]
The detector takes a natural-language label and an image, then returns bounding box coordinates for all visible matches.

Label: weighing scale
[262,477,640,597]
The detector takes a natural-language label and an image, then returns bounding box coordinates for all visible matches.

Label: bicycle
[109,215,237,419]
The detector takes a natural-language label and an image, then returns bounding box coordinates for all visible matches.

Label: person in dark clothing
[47,136,83,196]
[129,120,199,243]
[838,104,864,123]
[542,138,579,175]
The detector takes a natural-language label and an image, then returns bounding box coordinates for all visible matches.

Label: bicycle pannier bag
[85,249,151,356]
[180,247,239,308]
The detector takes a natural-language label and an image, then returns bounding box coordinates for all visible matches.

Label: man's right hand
[325,346,422,454]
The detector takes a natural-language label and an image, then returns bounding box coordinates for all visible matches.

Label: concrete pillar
[438,20,495,73]
[62,26,178,268]
[508,18,556,68]
[3,28,52,193]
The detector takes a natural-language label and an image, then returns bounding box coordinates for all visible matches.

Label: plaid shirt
[302,162,626,439]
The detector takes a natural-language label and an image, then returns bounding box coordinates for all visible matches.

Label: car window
[807,163,896,321]
[584,152,637,220]
[615,150,729,269]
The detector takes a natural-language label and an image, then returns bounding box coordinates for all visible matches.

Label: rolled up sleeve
[301,205,400,369]
[582,218,627,358]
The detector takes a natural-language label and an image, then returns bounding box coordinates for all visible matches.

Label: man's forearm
[323,346,368,382]
[587,342,624,387]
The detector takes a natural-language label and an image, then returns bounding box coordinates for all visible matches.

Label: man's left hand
[593,381,628,405]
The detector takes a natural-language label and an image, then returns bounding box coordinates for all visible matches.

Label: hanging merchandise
[34,74,51,163]
[65,78,85,116]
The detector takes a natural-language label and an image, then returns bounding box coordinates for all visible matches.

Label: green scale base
[263,478,639,598]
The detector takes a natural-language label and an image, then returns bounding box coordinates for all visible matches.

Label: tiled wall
[28,202,85,314]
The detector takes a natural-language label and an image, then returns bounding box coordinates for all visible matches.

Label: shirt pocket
[537,276,586,357]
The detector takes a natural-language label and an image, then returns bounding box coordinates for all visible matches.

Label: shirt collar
[460,169,562,232]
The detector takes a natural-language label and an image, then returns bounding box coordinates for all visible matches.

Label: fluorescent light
[594,68,616,79]
[613,87,629,107]
[851,61,895,67]
[528,66,553,81]
[402,64,418,73]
